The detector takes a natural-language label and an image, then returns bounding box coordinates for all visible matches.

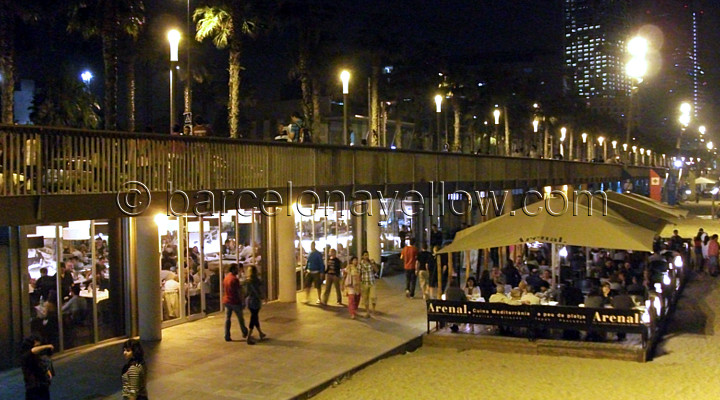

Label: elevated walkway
[0,125,662,225]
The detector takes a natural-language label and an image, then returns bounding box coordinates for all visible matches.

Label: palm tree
[0,1,47,124]
[30,69,101,129]
[276,0,340,139]
[68,0,145,131]
[195,3,259,138]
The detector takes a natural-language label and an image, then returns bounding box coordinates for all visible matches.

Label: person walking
[20,336,54,400]
[223,264,249,341]
[322,248,343,306]
[359,251,379,317]
[708,234,719,276]
[121,339,148,400]
[343,256,361,319]
[401,238,419,298]
[245,265,266,345]
[304,242,325,304]
[416,243,433,300]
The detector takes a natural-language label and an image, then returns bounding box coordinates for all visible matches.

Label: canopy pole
[585,247,591,277]
[465,250,470,287]
[448,252,454,290]
[550,243,559,290]
[436,253,442,299]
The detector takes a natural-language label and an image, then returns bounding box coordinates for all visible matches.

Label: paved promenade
[0,273,428,400]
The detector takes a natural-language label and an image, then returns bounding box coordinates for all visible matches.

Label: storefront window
[160,217,181,322]
[203,215,221,314]
[379,198,415,251]
[27,225,60,350]
[27,219,125,352]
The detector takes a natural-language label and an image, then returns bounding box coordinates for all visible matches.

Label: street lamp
[598,136,605,161]
[168,29,181,134]
[560,127,566,158]
[700,125,706,135]
[532,118,539,133]
[340,70,350,145]
[626,36,648,146]
[80,70,93,85]
[435,95,443,151]
[493,108,500,155]
[678,102,691,151]
[611,140,617,158]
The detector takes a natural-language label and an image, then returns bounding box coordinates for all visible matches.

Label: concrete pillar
[276,206,297,302]
[134,216,162,341]
[366,199,381,262]
[355,212,364,257]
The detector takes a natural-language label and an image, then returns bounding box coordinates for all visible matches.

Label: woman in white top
[463,277,482,301]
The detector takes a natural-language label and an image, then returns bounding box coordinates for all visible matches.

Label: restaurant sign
[426,301,646,338]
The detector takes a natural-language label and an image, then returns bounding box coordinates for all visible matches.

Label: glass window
[160,217,181,322]
[27,226,61,350]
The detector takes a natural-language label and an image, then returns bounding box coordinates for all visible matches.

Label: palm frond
[194,6,233,49]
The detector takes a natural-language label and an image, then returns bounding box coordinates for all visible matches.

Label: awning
[438,197,656,254]
[695,177,717,185]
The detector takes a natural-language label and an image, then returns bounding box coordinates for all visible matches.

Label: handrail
[0,125,665,197]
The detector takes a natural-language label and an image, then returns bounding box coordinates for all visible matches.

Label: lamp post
[611,140,617,159]
[183,0,192,117]
[434,95,443,151]
[678,102,691,152]
[560,127,566,158]
[493,108,500,155]
[626,36,648,146]
[647,149,652,166]
[581,132,587,161]
[168,29,181,134]
[341,70,350,146]
[598,136,606,161]
[632,145,637,165]
[640,148,645,165]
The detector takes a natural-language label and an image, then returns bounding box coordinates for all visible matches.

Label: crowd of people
[301,242,380,319]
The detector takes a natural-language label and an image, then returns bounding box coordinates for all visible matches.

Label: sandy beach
[315,275,720,400]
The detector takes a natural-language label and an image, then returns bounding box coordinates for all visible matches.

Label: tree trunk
[102,3,119,130]
[453,101,461,152]
[127,51,136,132]
[228,46,241,138]
[0,8,15,124]
[370,63,380,146]
[394,107,402,149]
[298,38,313,134]
[311,76,321,142]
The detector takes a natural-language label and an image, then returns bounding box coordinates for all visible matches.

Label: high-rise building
[564,0,630,117]
[565,0,707,149]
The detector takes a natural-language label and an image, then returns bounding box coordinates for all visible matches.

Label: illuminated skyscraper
[564,0,630,116]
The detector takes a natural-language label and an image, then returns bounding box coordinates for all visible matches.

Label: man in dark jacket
[501,259,522,288]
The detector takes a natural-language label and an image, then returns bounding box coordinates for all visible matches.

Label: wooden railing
[0,126,663,196]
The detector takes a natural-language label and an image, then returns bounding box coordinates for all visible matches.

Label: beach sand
[314,276,720,400]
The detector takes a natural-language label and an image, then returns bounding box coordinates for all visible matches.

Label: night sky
[12,0,720,130]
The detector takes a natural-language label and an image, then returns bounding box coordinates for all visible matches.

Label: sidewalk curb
[292,335,424,399]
